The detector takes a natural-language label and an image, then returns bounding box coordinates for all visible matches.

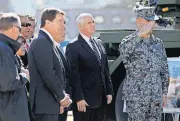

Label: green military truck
[98,0,180,121]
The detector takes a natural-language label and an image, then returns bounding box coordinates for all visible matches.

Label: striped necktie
[58,45,66,60]
[90,39,101,65]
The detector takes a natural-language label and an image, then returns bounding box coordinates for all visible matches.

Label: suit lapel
[39,30,53,45]
[39,30,65,72]
[78,34,101,66]
[78,34,97,58]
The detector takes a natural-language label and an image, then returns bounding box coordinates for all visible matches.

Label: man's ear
[78,23,82,30]
[45,20,50,27]
[11,26,17,33]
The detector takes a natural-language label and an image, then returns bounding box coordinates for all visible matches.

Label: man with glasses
[27,15,36,40]
[18,14,32,68]
[19,14,31,40]
[0,13,30,121]
[28,8,72,121]
[119,1,169,121]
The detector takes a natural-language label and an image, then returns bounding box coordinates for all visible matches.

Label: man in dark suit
[28,8,72,121]
[66,13,114,121]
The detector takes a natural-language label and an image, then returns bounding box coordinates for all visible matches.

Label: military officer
[119,1,169,121]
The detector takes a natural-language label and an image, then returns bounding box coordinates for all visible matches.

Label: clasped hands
[59,93,72,114]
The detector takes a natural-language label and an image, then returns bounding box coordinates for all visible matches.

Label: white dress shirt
[80,33,101,58]
[41,28,60,47]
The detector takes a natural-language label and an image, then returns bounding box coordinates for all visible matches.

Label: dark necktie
[90,39,101,65]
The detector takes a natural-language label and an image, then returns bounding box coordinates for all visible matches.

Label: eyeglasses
[21,23,31,27]
[13,25,21,32]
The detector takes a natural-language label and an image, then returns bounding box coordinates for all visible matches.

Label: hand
[77,100,89,112]
[163,95,167,107]
[138,21,155,37]
[60,95,72,107]
[60,106,64,114]
[19,72,30,81]
[106,95,112,104]
[21,68,29,75]
[64,93,72,107]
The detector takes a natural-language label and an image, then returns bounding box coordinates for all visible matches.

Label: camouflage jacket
[119,32,169,102]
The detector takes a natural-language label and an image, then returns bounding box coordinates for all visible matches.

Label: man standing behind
[27,15,36,42]
[28,16,37,38]
[66,13,114,121]
[18,15,31,68]
[119,1,169,121]
[0,13,29,121]
[28,8,72,121]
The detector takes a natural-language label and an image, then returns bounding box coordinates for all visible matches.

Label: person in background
[16,36,28,70]
[27,15,37,43]
[18,14,31,68]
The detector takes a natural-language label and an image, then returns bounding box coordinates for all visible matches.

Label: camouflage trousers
[126,101,162,121]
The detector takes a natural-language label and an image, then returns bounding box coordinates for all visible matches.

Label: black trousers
[73,106,105,121]
[59,111,68,121]
[35,114,61,121]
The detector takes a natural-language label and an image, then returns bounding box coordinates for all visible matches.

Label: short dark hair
[40,8,65,28]
[0,13,20,31]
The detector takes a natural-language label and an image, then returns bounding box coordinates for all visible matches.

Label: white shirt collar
[80,33,101,58]
[80,33,93,48]
[80,33,91,42]
[40,28,60,46]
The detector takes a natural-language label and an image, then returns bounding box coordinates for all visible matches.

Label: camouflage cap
[133,1,159,21]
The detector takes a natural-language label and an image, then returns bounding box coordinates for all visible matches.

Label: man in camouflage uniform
[119,1,169,121]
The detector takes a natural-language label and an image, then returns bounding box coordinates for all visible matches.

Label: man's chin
[59,38,65,43]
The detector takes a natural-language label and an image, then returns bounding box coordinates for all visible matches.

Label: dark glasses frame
[21,22,31,27]
[13,25,21,32]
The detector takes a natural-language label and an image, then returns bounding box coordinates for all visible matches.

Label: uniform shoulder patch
[152,35,163,43]
[121,32,137,45]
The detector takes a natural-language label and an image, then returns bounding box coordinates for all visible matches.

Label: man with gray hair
[66,13,114,121]
[0,13,30,121]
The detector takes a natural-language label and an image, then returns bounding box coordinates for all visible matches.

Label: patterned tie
[25,42,29,51]
[90,39,101,65]
[58,45,66,60]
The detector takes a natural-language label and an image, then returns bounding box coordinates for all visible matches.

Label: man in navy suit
[28,8,72,121]
[66,13,114,121]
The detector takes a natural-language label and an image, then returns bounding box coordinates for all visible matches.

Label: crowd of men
[0,1,169,121]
